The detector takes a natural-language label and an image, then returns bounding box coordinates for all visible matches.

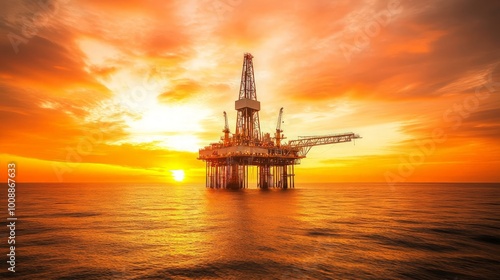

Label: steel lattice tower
[235,53,261,143]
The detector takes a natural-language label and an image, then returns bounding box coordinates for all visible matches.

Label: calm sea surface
[1,183,499,279]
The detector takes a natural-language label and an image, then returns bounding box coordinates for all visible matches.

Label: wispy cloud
[1,0,499,182]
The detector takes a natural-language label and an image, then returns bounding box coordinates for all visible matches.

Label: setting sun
[0,0,498,185]
[171,170,185,182]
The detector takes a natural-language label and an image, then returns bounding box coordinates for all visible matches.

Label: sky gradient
[1,0,499,184]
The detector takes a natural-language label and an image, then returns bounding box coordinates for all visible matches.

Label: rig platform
[198,53,360,189]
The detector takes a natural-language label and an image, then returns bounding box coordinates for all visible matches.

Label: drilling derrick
[235,53,261,143]
[198,53,361,189]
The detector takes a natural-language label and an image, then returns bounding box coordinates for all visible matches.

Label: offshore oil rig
[198,53,361,189]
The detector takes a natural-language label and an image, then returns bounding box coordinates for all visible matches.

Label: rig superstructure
[198,53,361,189]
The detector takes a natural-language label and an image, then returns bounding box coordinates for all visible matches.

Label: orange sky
[1,0,499,184]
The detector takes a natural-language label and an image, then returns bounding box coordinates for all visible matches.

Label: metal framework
[198,53,361,189]
[288,133,360,157]
[235,53,261,142]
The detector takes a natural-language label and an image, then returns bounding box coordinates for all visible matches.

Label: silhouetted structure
[198,53,361,189]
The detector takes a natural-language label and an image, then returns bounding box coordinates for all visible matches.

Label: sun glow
[123,105,210,151]
[171,170,185,182]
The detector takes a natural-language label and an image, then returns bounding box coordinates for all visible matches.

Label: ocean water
[1,183,499,279]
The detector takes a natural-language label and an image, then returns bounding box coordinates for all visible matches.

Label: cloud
[1,0,499,182]
[158,79,231,103]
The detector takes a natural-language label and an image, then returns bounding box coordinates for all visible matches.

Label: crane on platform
[275,107,284,147]
[287,133,361,157]
[222,111,230,146]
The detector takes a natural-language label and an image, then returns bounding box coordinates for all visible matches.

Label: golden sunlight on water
[2,183,499,279]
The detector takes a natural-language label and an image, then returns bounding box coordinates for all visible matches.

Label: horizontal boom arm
[287,132,361,156]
